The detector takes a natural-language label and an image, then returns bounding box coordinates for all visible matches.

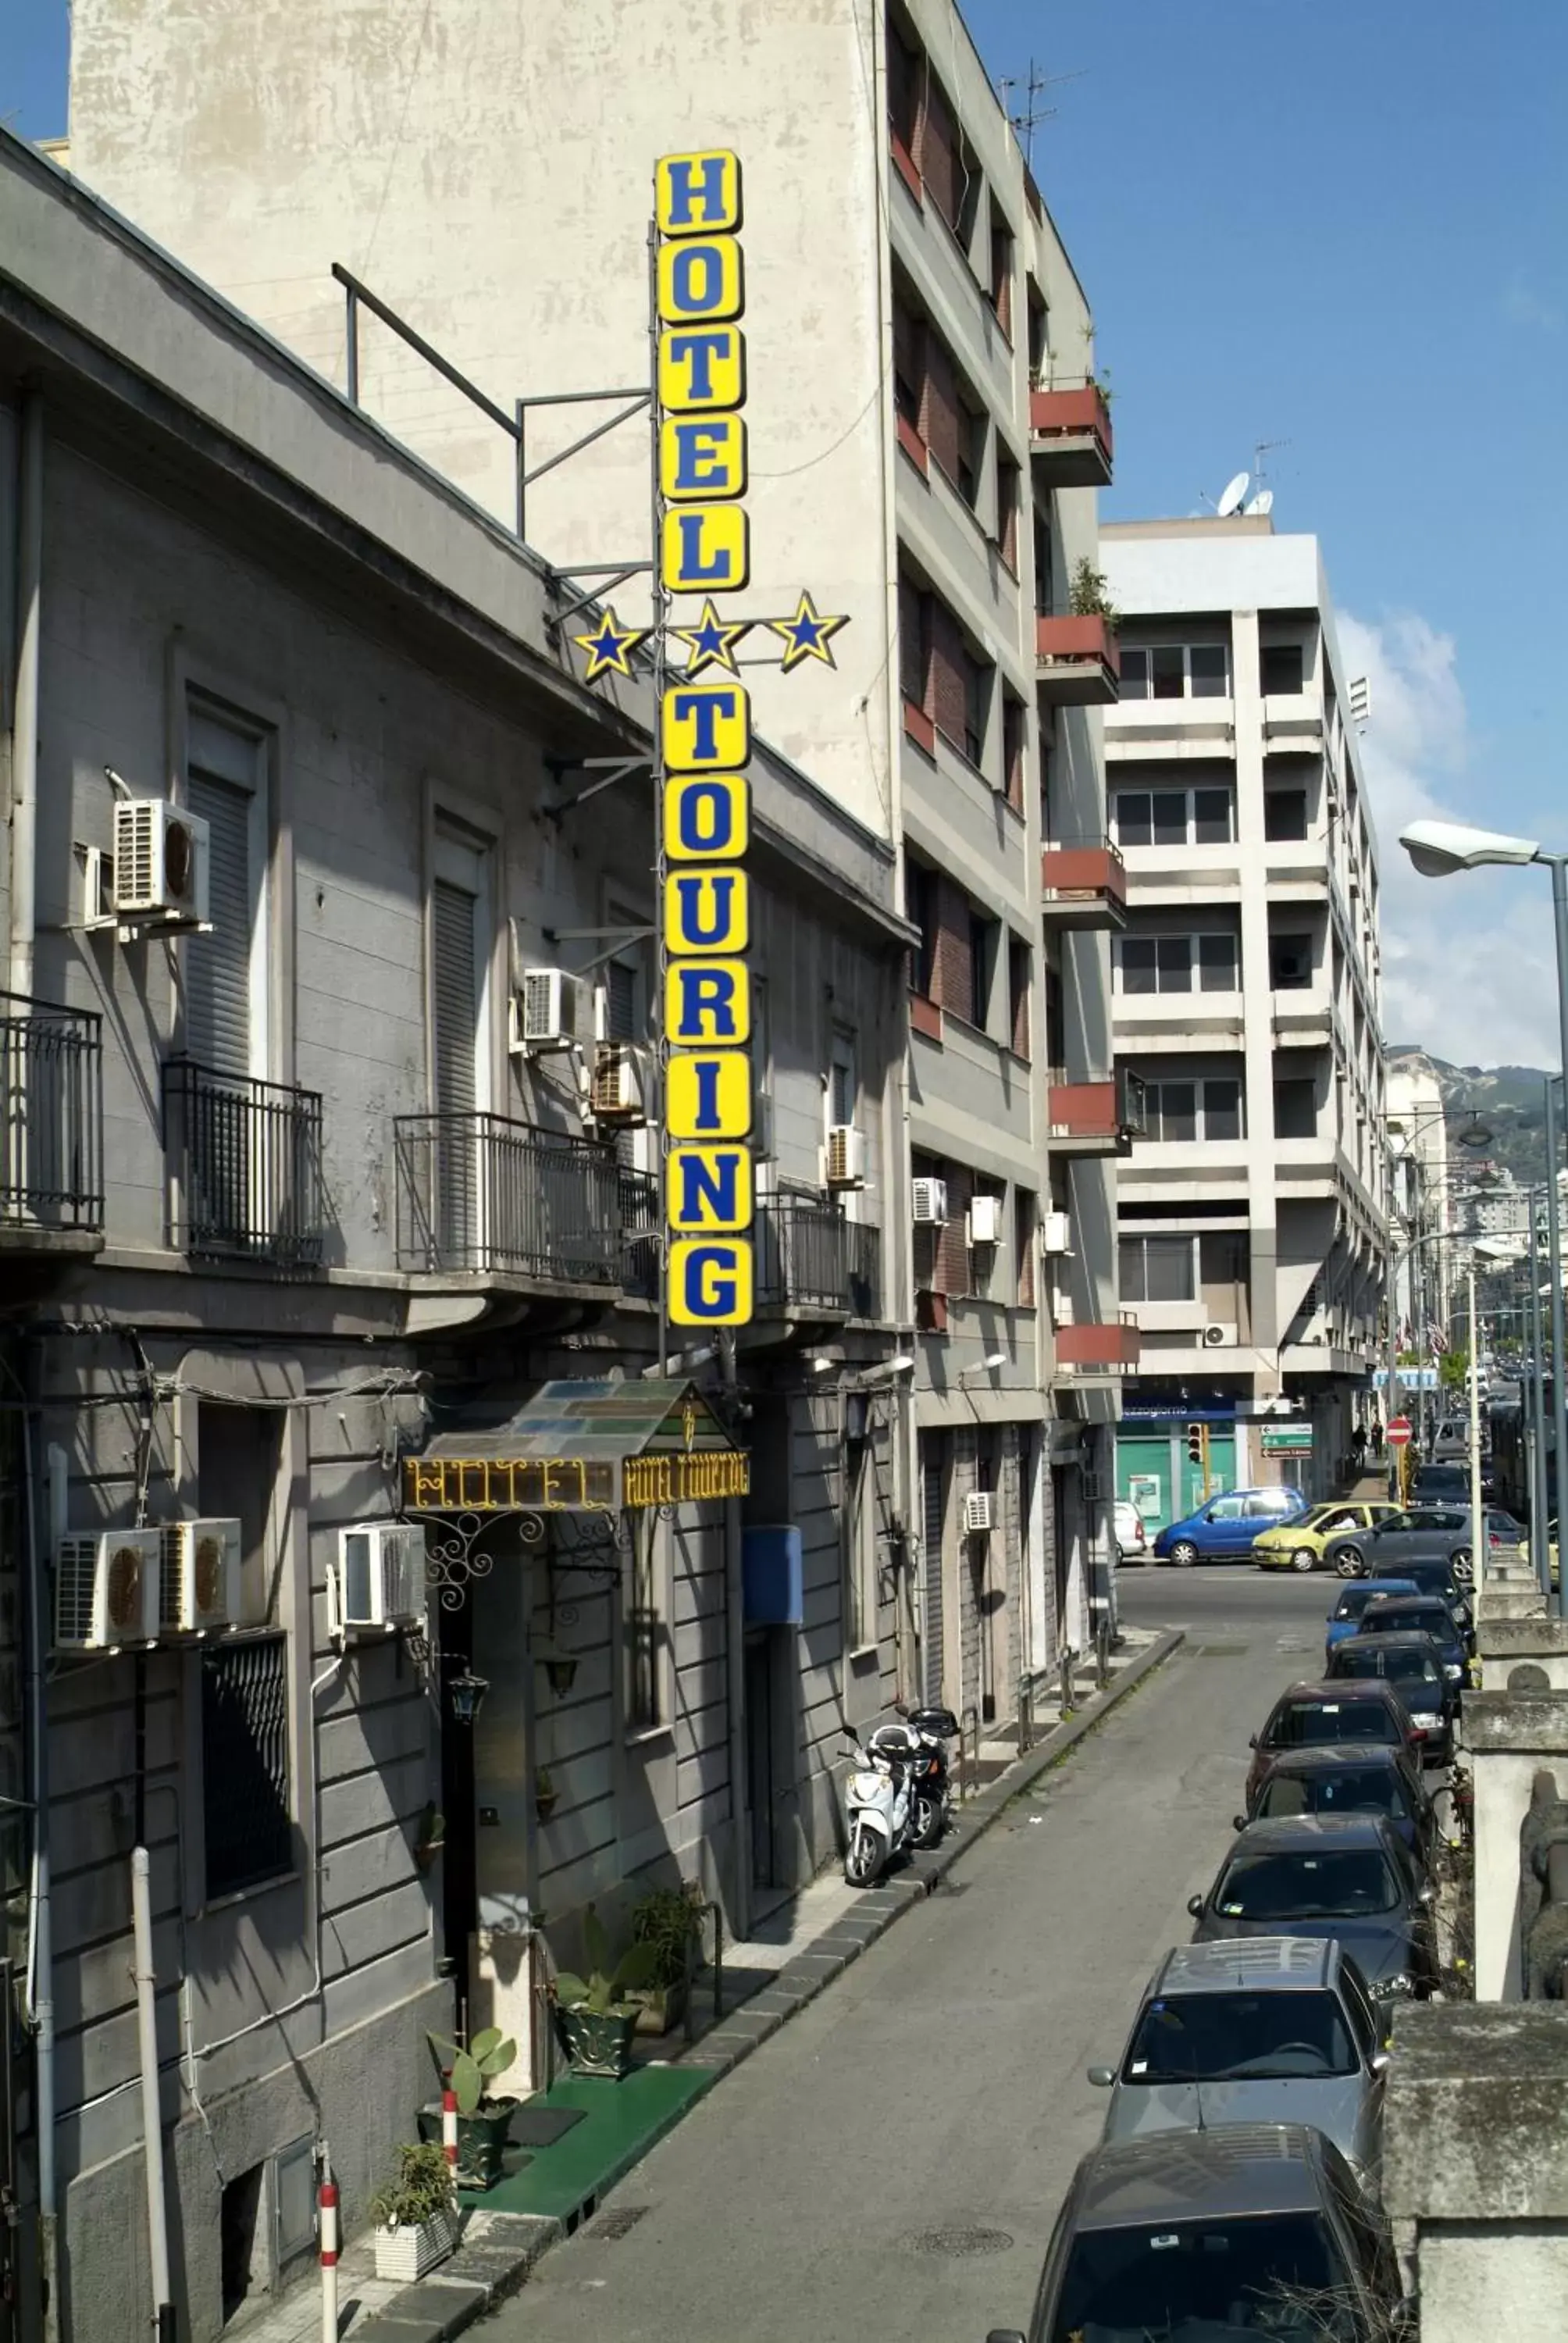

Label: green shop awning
[402,1378,748,1514]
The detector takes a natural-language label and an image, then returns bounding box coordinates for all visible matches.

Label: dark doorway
[744,1632,777,1890]
[438,1600,479,2010]
[219,2163,264,2321]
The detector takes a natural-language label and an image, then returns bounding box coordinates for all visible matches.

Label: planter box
[554,2002,640,2078]
[629,1979,689,2038]
[416,2097,518,2191]
[373,2204,457,2284]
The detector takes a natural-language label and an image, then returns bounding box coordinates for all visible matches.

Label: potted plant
[1068,556,1120,628]
[628,1885,705,2035]
[535,1765,559,1825]
[423,2027,519,2190]
[370,2141,457,2282]
[551,1905,661,2077]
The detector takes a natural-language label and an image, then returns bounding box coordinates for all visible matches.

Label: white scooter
[842,1722,918,1887]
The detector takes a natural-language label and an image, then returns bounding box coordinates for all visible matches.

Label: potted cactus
[551,1904,661,2077]
[370,2141,457,2281]
[422,2026,519,2190]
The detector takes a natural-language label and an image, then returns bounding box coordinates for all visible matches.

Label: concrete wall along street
[0,129,911,2343]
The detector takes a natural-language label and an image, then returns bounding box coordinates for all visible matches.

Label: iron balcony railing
[756,1196,881,1318]
[395,1111,624,1284]
[164,1059,327,1268]
[0,991,105,1233]
[619,1166,661,1302]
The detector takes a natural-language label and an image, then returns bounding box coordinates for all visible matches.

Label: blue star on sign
[573,606,648,683]
[673,597,751,678]
[768,589,848,673]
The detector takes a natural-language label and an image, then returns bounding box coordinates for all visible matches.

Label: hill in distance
[1387,1049,1553,1189]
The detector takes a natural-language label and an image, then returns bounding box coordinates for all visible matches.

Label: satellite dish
[1244,489,1274,516]
[1216,471,1250,518]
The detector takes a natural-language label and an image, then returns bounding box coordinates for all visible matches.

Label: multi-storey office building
[1099,516,1386,1519]
[1,134,911,2340]
[69,0,1131,1720]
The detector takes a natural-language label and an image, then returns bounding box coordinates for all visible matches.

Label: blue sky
[6,0,1566,1065]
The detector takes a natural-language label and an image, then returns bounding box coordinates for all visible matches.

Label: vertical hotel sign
[656,151,754,1328]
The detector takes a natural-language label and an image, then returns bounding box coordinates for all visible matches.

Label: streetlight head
[1455,1114,1494,1150]
[1399,818,1541,876]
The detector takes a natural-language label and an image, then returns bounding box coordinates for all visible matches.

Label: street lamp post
[1527,1199,1551,1592]
[1401,820,1568,1619]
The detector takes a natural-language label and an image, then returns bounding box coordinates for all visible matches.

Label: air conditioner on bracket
[159,1518,242,1635]
[911,1177,949,1225]
[112,800,210,929]
[966,1195,1003,1248]
[1203,1323,1237,1349]
[590,1042,652,1125]
[54,1529,162,1653]
[1041,1211,1073,1255]
[824,1125,865,1189]
[963,1490,995,1536]
[512,968,594,1053]
[330,1524,427,1635]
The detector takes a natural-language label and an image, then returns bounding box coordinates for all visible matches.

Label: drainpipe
[131,1849,176,2341]
[21,1396,58,2341]
[9,390,43,1000]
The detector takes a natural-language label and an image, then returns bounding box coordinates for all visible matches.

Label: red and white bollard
[319,2150,340,2342]
[442,2087,460,2195]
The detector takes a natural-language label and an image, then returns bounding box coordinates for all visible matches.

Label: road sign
[1386,1418,1413,1447]
[1260,1426,1314,1453]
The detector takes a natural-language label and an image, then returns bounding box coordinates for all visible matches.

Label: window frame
[181,689,276,1085]
[1115,931,1239,996]
[1112,782,1237,849]
[1260,640,1307,697]
[1117,643,1231,701]
[198,1628,295,1906]
[1142,1076,1245,1144]
[844,1432,879,1656]
[1118,1231,1198,1303]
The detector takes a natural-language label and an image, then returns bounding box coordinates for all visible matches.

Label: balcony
[1056,1314,1142,1371]
[1028,383,1114,488]
[1047,1068,1145,1156]
[755,1196,880,1321]
[394,1112,621,1286]
[164,1059,326,1268]
[0,993,104,1254]
[1035,614,1120,706]
[1040,838,1127,930]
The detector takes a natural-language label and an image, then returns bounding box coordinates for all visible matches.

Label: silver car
[1087,1937,1388,2181]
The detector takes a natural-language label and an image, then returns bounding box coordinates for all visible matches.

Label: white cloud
[1339,608,1559,1069]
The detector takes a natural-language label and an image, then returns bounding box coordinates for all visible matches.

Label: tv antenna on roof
[996,59,1088,169]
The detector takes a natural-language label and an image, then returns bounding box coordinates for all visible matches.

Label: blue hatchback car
[1323,1578,1420,1667]
[1153,1486,1310,1566]
[1356,1592,1470,1689]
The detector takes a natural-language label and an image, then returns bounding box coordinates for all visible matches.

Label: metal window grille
[394,1112,623,1282]
[0,993,105,1229]
[754,1199,880,1318]
[202,1634,292,1899]
[164,1060,326,1266]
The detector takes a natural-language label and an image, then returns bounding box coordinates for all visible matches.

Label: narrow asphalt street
[489,1569,1336,2343]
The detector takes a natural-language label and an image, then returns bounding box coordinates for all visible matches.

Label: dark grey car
[1188,1813,1438,2004]
[988,2123,1409,2343]
[1087,1937,1388,2180]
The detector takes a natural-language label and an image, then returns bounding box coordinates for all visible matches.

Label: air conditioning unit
[511,968,594,1053]
[112,800,210,927]
[824,1125,865,1189]
[1203,1323,1237,1349]
[966,1195,1003,1248]
[1041,1211,1073,1255]
[159,1517,242,1635]
[330,1523,427,1635]
[590,1042,651,1125]
[911,1177,949,1225]
[54,1529,162,1653]
[962,1490,995,1537]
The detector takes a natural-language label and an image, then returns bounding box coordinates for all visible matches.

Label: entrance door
[743,1633,776,1891]
[921,1432,947,1706]
[430,823,491,1264]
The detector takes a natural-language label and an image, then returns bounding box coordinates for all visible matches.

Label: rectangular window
[968,913,993,1031]
[1117,934,1237,993]
[201,1634,292,1899]
[898,572,930,711]
[1015,1186,1036,1306]
[1028,287,1049,378]
[1142,1078,1243,1143]
[1150,646,1185,700]
[1008,936,1031,1059]
[1274,1078,1318,1139]
[957,402,984,512]
[625,1513,671,1734]
[1204,1078,1243,1140]
[1261,642,1306,696]
[1197,933,1238,990]
[846,1437,878,1652]
[1116,644,1230,701]
[830,1029,857,1130]
[1034,510,1053,615]
[906,859,937,997]
[1117,937,1157,995]
[1113,785,1235,847]
[186,704,268,1079]
[1002,694,1026,811]
[989,215,1014,336]
[1119,647,1149,698]
[963,649,988,767]
[1118,1233,1196,1303]
[1270,933,1314,989]
[1189,645,1229,697]
[996,456,1020,574]
[1192,787,1233,843]
[1157,936,1193,992]
[1265,790,1310,841]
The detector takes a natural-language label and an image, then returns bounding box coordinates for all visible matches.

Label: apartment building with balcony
[1,136,913,2340]
[1099,516,1385,1521]
[67,0,1130,1726]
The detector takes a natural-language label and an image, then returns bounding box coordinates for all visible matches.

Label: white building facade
[1099,517,1386,1519]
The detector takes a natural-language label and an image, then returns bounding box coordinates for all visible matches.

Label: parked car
[1356,1592,1470,1687]
[1326,1632,1459,1765]
[1153,1485,1309,1567]
[1241,1741,1438,1870]
[1086,1937,1388,2177]
[1253,1500,1402,1574]
[1324,1577,1422,1661]
[996,2124,1409,2343]
[1389,1552,1475,1642]
[1114,1499,1148,1566]
[1246,1680,1422,1807]
[1324,1503,1523,1583]
[1412,1460,1469,1502]
[1188,1813,1438,2003]
[1430,1421,1470,1463]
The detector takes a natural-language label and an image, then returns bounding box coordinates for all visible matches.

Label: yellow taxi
[1253,1500,1403,1573]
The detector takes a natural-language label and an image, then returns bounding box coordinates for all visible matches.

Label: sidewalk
[235,1624,1181,2343]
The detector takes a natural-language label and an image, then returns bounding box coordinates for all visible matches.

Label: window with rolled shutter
[898,576,930,711]
[185,772,252,1075]
[921,77,960,228]
[921,335,961,485]
[432,880,479,1118]
[921,1433,946,1705]
[928,602,968,755]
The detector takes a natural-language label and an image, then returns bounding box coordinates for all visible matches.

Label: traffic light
[1186,1422,1205,1466]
